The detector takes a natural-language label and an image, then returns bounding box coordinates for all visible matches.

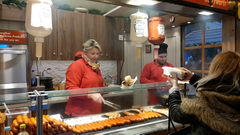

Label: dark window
[205,21,222,45]
[184,24,202,47]
[185,49,202,70]
[183,20,222,76]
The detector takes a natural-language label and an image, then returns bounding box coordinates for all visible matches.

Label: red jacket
[140,61,173,104]
[65,58,104,116]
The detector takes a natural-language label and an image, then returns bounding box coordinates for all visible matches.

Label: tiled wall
[32,60,117,85]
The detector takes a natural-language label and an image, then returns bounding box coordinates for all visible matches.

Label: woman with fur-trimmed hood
[168,51,240,135]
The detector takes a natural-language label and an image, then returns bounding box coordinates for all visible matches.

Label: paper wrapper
[162,67,185,80]
[121,76,137,89]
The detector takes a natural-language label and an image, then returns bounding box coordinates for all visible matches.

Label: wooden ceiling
[53,0,223,29]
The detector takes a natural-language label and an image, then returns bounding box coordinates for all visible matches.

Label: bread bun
[121,75,137,88]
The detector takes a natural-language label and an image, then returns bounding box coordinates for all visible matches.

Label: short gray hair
[83,39,102,52]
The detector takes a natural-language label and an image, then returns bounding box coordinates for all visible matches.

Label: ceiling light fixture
[198,11,214,16]
[187,21,191,24]
[171,25,175,28]
[127,0,160,6]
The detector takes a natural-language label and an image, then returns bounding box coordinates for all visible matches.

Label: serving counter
[0,82,186,135]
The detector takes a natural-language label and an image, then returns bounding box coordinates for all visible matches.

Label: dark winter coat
[169,74,240,135]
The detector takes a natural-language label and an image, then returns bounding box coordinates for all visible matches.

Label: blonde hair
[197,51,240,94]
[83,39,102,52]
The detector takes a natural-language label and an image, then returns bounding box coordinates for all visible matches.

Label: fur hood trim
[180,91,240,135]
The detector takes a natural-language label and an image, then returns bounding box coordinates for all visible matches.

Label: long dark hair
[197,51,240,95]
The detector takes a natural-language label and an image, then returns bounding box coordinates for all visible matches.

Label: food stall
[0,82,191,135]
[0,0,239,135]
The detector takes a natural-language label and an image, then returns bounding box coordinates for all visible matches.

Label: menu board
[0,30,27,44]
[212,0,229,10]
[184,0,229,11]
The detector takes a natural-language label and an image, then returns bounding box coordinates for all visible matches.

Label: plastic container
[5,126,11,135]
[5,107,29,126]
[31,70,37,87]
[25,0,53,59]
[25,0,53,38]
[148,17,165,45]
[130,11,148,43]
[18,124,29,135]
[40,76,53,90]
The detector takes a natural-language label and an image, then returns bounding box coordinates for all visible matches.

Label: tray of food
[70,111,166,135]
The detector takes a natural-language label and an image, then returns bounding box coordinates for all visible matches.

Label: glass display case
[0,82,192,135]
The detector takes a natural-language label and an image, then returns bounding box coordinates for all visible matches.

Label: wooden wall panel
[56,10,74,60]
[46,8,58,60]
[112,18,125,60]
[236,20,240,53]
[28,8,125,61]
[70,12,87,59]
[222,15,236,52]
[112,18,126,83]
[0,5,25,21]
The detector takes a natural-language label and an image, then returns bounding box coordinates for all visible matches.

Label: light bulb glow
[198,11,214,16]
[31,3,52,29]
[127,0,159,6]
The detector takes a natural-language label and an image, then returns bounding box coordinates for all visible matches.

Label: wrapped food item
[162,67,187,80]
[121,75,137,89]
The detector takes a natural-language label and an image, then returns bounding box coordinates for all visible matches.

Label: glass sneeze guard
[45,82,171,98]
[0,92,29,103]
[0,82,171,103]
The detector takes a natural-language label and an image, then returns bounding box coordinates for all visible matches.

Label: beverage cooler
[0,30,28,100]
[0,45,28,98]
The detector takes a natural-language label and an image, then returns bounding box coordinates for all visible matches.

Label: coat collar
[180,91,240,135]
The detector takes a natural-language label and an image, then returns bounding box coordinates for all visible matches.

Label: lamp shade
[130,11,148,43]
[25,0,53,38]
[148,17,165,45]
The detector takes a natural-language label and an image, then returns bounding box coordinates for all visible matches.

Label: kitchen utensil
[103,100,121,110]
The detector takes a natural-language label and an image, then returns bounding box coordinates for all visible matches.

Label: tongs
[103,100,121,110]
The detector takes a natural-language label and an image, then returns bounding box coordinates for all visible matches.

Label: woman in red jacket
[65,39,105,116]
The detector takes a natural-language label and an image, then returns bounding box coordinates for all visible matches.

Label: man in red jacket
[140,43,173,105]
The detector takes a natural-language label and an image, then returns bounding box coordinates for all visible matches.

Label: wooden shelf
[0,4,25,21]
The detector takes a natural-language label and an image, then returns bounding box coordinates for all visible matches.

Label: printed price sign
[184,0,229,11]
[0,30,27,44]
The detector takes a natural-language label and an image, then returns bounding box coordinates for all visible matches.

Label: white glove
[87,93,104,103]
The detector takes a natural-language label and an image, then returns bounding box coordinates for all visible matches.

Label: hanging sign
[184,0,210,6]
[212,0,229,11]
[184,0,229,11]
[0,30,27,44]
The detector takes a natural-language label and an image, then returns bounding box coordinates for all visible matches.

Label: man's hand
[87,93,104,103]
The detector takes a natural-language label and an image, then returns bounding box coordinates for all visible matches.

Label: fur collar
[180,91,240,135]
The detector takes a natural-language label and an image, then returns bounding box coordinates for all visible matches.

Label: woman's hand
[87,93,104,103]
[168,75,178,88]
[168,75,179,94]
[178,67,193,81]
